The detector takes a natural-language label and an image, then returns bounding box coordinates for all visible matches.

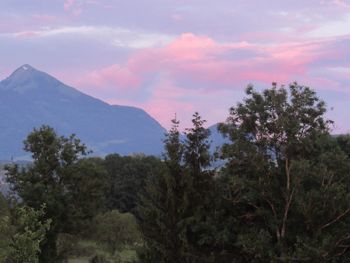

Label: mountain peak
[10,64,37,75]
[3,64,41,81]
[20,64,34,70]
[0,64,66,94]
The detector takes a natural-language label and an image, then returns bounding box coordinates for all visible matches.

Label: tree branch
[320,208,350,230]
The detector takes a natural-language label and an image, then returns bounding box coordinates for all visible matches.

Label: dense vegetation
[2,83,350,262]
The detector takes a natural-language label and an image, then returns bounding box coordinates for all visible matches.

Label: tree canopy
[3,83,350,262]
[218,83,350,262]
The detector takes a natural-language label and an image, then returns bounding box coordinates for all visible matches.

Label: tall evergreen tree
[184,112,211,178]
[138,118,193,263]
[183,113,217,261]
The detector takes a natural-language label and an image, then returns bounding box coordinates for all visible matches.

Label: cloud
[69,32,350,129]
[64,0,75,11]
[171,14,183,21]
[307,14,350,38]
[3,26,174,48]
[32,14,57,23]
[2,0,350,131]
[63,0,113,15]
[332,0,350,8]
[120,33,332,87]
[63,0,83,16]
[78,64,141,92]
[106,80,197,130]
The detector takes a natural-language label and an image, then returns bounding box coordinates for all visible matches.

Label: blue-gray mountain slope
[0,65,166,160]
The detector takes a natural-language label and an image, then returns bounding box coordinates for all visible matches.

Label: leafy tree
[1,205,51,263]
[218,83,350,262]
[93,210,141,254]
[335,134,350,158]
[64,157,107,234]
[104,154,163,213]
[6,125,88,262]
[0,193,12,261]
[0,192,9,217]
[7,205,51,263]
[138,118,193,263]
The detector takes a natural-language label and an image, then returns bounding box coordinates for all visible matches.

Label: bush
[93,210,141,254]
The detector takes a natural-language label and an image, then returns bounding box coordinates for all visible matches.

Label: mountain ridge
[0,65,166,160]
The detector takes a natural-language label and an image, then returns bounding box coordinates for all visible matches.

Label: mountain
[208,123,227,151]
[0,65,166,160]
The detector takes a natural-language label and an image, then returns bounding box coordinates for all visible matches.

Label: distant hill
[0,65,166,160]
[208,123,227,152]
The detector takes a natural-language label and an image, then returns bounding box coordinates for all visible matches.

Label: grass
[66,239,139,263]
[68,257,91,263]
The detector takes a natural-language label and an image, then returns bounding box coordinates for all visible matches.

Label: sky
[1,0,350,131]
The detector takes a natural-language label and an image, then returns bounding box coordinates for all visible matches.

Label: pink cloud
[106,80,196,130]
[63,0,105,15]
[171,14,183,21]
[77,64,141,92]
[15,31,40,38]
[64,0,83,15]
[130,34,324,86]
[332,0,350,8]
[64,0,75,11]
[68,33,350,128]
[32,14,57,23]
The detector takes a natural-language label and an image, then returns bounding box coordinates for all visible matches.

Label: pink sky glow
[1,0,350,131]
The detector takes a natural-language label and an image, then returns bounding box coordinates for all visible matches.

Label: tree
[218,83,350,261]
[93,210,141,254]
[63,157,107,234]
[184,112,211,175]
[6,125,88,262]
[7,205,51,263]
[183,113,217,261]
[1,205,51,263]
[0,193,12,261]
[335,134,350,158]
[138,118,193,263]
[104,154,163,213]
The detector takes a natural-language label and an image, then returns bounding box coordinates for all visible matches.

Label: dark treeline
[2,83,350,262]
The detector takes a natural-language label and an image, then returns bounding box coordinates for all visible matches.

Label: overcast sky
[1,0,350,131]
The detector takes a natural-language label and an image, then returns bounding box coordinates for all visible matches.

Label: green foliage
[1,205,51,263]
[89,254,111,263]
[104,154,163,213]
[0,207,12,261]
[64,157,107,234]
[93,210,141,254]
[184,112,212,173]
[335,134,350,158]
[0,193,14,261]
[5,125,92,262]
[138,114,217,262]
[4,83,350,263]
[0,192,10,217]
[183,113,217,261]
[138,118,193,263]
[218,83,350,261]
